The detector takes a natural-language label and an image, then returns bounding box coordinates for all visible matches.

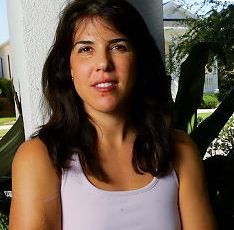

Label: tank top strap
[61,154,83,192]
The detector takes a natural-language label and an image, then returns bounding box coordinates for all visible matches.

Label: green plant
[217,72,234,101]
[173,41,234,228]
[0,116,25,176]
[199,93,219,109]
[0,87,24,220]
[0,100,3,111]
[174,42,226,132]
[174,41,234,156]
[0,213,8,230]
[0,80,15,117]
[171,3,234,108]
[197,112,212,125]
[0,79,14,106]
[206,114,234,157]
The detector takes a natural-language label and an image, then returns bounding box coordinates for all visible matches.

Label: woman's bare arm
[174,130,217,230]
[9,138,61,230]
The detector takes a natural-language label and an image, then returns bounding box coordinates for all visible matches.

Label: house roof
[163,1,195,20]
[0,40,10,49]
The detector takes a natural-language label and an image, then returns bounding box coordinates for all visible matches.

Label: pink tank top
[61,155,181,230]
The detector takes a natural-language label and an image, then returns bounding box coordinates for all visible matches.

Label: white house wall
[7,0,164,139]
[0,41,11,79]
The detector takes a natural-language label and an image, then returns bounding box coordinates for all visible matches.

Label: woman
[10,0,216,229]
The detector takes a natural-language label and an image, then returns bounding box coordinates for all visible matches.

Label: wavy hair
[35,0,174,181]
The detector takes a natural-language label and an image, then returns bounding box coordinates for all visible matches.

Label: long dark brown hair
[34,0,174,181]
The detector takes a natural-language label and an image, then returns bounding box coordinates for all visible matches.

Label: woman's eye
[112,44,128,52]
[78,46,93,53]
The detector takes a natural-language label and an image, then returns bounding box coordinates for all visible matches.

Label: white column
[7,0,164,139]
[7,0,67,139]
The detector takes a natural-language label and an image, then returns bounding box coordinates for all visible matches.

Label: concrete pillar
[7,0,67,139]
[7,0,164,139]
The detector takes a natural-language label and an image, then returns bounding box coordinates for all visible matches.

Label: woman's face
[70,18,136,116]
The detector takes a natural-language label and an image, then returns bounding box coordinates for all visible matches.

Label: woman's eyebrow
[109,38,129,44]
[73,40,94,47]
[73,38,129,47]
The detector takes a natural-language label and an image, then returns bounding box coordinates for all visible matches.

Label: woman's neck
[88,109,134,147]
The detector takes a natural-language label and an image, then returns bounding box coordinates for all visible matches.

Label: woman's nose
[95,50,113,72]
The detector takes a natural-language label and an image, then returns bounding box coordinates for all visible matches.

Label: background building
[0,41,11,79]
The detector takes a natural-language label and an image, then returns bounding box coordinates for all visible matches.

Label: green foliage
[0,101,3,111]
[0,213,8,230]
[0,116,25,176]
[206,114,234,157]
[174,42,226,131]
[165,44,178,75]
[175,5,234,69]
[0,79,14,106]
[173,0,229,16]
[199,93,219,109]
[173,37,234,228]
[172,38,234,159]
[197,112,212,125]
[172,3,234,99]
[172,2,233,145]
[0,79,15,117]
[0,87,23,225]
[217,72,234,101]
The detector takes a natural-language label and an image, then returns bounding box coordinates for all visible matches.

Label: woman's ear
[71,69,74,81]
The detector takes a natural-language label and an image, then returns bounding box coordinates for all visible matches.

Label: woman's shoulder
[12,137,61,198]
[171,129,194,145]
[16,137,48,154]
[170,132,217,229]
[13,137,54,172]
[10,139,61,229]
[171,129,199,155]
[170,129,203,177]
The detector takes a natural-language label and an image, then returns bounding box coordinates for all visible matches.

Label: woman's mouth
[93,81,118,92]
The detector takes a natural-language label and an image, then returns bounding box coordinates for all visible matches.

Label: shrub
[206,114,234,157]
[0,213,8,230]
[218,72,234,101]
[0,79,14,105]
[0,79,15,117]
[199,93,219,109]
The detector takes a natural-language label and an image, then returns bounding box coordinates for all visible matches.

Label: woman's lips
[92,81,118,92]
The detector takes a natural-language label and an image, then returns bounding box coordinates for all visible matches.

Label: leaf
[190,87,234,157]
[0,116,25,176]
[174,42,226,131]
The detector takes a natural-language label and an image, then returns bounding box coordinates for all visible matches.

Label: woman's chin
[85,102,119,115]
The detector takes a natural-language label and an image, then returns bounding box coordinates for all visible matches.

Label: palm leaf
[0,116,25,176]
[174,42,226,131]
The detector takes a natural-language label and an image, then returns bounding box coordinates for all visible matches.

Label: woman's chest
[61,164,181,230]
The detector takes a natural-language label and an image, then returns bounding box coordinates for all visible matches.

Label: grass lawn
[197,112,212,120]
[0,117,16,126]
[0,117,16,138]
